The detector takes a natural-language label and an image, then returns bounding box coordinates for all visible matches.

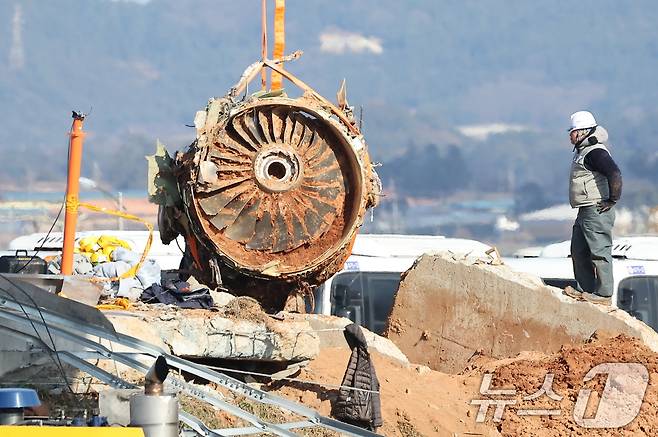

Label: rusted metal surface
[155,62,380,309]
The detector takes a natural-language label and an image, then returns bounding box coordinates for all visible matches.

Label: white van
[6,230,185,270]
[311,234,494,334]
[505,236,658,332]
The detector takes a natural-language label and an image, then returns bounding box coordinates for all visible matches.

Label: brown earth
[265,346,495,437]
[265,333,658,436]
[471,333,658,437]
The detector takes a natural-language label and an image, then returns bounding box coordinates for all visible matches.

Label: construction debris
[385,252,658,373]
[106,305,320,362]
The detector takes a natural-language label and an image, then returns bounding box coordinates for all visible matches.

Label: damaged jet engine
[149,59,380,310]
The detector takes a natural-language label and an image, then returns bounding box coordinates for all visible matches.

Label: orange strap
[185,234,202,271]
[271,0,286,90]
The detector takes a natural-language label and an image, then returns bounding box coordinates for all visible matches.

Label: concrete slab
[106,307,319,362]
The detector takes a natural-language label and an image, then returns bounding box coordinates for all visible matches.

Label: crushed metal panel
[0,274,115,333]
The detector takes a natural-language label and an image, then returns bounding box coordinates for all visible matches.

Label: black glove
[597,199,615,214]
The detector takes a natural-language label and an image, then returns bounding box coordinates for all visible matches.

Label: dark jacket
[332,323,383,430]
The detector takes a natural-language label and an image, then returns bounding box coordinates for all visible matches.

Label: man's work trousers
[570,205,615,297]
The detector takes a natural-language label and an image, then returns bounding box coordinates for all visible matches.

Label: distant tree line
[378,144,470,197]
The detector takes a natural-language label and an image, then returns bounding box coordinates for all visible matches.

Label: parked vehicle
[311,234,494,334]
[506,236,658,332]
[314,235,658,335]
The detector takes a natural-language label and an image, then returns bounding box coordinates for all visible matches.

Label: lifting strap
[271,0,286,90]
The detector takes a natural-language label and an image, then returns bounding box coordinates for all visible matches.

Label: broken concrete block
[107,309,319,362]
[386,253,658,373]
[291,313,409,365]
[210,290,236,307]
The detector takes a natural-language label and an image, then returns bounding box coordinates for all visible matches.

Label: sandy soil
[471,333,658,436]
[268,333,658,436]
[270,347,495,437]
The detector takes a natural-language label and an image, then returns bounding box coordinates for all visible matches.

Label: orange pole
[61,111,86,275]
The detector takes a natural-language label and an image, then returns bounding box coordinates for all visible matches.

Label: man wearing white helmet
[565,110,622,304]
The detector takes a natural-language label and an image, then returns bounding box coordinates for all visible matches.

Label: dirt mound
[269,347,495,437]
[469,333,658,436]
[220,296,269,323]
[267,333,658,436]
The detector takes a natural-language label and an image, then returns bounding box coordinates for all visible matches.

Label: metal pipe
[144,355,169,396]
[131,356,178,437]
[61,111,86,275]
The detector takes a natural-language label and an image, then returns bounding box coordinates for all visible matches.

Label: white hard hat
[569,111,597,132]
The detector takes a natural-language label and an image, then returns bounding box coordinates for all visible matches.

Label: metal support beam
[0,292,382,437]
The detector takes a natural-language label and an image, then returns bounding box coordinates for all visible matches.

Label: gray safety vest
[569,144,610,208]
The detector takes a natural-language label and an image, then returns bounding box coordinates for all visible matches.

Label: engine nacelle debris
[149,64,380,310]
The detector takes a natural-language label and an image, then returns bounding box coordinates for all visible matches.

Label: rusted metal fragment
[303,208,324,239]
[244,112,266,146]
[209,190,256,231]
[290,213,306,249]
[246,210,274,250]
[198,160,219,185]
[225,198,261,242]
[196,174,252,194]
[208,150,251,165]
[198,182,254,216]
[272,206,292,253]
[230,116,260,151]
[271,108,287,141]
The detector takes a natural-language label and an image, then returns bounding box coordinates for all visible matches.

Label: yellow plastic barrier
[0,427,144,436]
[77,202,153,283]
[78,235,133,264]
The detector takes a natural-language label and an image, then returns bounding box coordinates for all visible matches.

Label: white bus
[311,234,494,334]
[505,236,658,332]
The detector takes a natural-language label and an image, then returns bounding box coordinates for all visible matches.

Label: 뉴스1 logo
[471,362,649,429]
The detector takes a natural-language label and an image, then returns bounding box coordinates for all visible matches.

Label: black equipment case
[0,250,48,274]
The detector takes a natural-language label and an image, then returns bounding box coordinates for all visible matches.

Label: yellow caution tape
[65,194,79,213]
[77,202,153,283]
